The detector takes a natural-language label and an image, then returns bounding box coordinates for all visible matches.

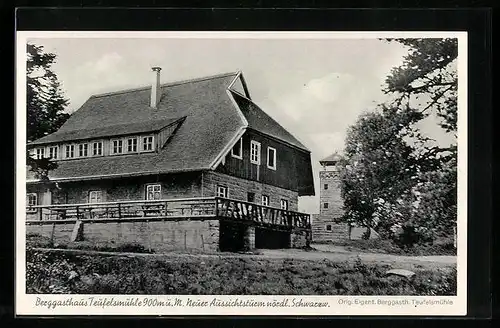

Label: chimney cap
[152,66,162,72]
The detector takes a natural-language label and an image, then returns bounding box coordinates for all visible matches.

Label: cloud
[303,72,355,103]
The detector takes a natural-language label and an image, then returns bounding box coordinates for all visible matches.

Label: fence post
[76,206,80,220]
[118,203,122,220]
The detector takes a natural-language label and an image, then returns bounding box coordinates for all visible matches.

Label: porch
[25,197,312,252]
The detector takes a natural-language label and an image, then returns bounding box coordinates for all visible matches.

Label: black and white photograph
[16,31,467,316]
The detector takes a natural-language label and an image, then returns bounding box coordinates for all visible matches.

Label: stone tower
[311,152,350,242]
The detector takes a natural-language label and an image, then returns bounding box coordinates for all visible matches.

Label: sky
[28,35,455,214]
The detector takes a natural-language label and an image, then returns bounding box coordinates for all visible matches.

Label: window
[247,192,255,203]
[88,190,102,203]
[35,148,45,159]
[324,183,329,190]
[146,184,162,200]
[142,136,154,151]
[261,195,269,206]
[92,141,103,156]
[326,224,332,231]
[112,139,123,154]
[48,146,58,159]
[78,143,88,157]
[267,147,277,170]
[323,202,329,209]
[65,145,75,158]
[127,137,138,153]
[231,137,243,159]
[27,193,37,206]
[250,140,261,164]
[216,185,228,198]
[280,199,288,210]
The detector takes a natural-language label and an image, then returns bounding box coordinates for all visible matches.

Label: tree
[339,38,458,245]
[339,108,419,239]
[26,43,70,180]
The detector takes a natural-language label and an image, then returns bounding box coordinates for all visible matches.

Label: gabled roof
[27,71,311,182]
[230,91,309,152]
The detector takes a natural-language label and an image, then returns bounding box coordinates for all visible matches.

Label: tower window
[324,183,329,190]
[323,203,329,209]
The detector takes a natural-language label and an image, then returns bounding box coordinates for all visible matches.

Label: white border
[16,31,467,316]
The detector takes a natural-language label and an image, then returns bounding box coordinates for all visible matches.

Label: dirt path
[33,245,456,271]
[259,245,456,271]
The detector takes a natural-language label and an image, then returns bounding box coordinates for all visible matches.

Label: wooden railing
[215,197,311,230]
[25,197,217,222]
[26,197,311,230]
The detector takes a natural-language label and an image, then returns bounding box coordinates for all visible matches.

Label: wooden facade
[216,129,313,194]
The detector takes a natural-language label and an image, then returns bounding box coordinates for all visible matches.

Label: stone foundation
[26,219,220,253]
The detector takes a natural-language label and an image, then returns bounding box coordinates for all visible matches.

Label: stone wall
[202,171,298,211]
[26,219,220,252]
[319,170,343,218]
[311,213,350,243]
[26,171,306,252]
[40,172,204,205]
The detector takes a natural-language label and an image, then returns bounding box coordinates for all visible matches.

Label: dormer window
[231,137,243,159]
[127,137,138,153]
[65,145,75,159]
[92,141,103,156]
[48,146,58,159]
[112,139,123,154]
[78,143,88,157]
[35,148,45,159]
[142,136,154,152]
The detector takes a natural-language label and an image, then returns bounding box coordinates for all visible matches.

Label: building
[311,153,350,242]
[25,69,315,252]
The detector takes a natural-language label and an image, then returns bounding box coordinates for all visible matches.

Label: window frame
[35,147,45,159]
[48,146,58,160]
[78,143,89,157]
[261,195,269,206]
[267,146,277,170]
[250,140,261,165]
[145,184,162,200]
[127,137,138,153]
[142,135,155,152]
[65,144,75,159]
[92,141,103,156]
[280,199,288,210]
[88,190,103,203]
[231,137,243,159]
[111,139,124,155]
[26,193,37,207]
[216,185,228,198]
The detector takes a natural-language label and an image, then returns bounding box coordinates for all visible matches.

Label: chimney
[150,66,162,108]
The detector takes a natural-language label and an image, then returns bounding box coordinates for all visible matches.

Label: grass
[319,238,457,256]
[26,248,457,296]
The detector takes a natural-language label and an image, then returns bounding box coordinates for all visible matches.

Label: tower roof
[320,152,342,165]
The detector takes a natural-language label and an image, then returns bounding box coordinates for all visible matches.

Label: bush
[25,249,457,295]
[331,238,456,256]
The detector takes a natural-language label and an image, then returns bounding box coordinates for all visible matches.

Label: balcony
[25,197,311,232]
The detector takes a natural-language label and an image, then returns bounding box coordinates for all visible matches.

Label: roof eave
[26,166,210,184]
